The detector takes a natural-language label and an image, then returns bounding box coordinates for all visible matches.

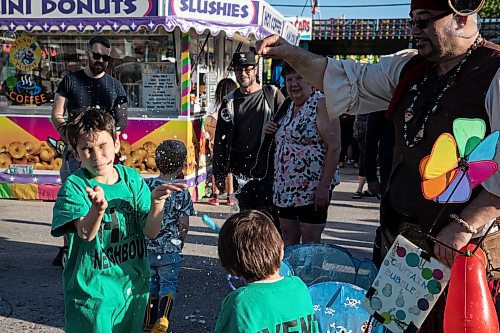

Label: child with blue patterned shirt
[143,140,195,333]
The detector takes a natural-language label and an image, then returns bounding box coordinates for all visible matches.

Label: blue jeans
[60,147,80,182]
[149,252,183,298]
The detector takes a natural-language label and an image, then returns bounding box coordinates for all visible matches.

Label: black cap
[232,51,257,67]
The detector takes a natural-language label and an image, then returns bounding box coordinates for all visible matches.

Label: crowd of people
[46,0,500,330]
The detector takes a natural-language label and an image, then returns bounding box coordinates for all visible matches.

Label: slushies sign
[0,0,155,18]
[169,0,259,25]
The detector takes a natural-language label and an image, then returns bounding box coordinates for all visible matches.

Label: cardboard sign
[362,235,451,333]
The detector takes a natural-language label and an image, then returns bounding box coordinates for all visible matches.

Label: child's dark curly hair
[154,140,187,176]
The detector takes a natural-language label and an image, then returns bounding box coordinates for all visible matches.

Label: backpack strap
[262,85,277,115]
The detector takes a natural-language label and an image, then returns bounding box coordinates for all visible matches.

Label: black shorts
[278,204,329,225]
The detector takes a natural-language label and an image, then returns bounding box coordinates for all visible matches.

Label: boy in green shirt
[216,210,319,333]
[51,108,185,333]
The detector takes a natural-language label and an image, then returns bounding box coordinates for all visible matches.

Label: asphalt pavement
[0,166,380,332]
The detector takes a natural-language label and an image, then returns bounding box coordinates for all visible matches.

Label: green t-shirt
[52,165,152,333]
[215,276,319,333]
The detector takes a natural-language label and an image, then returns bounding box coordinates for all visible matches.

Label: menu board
[142,62,177,113]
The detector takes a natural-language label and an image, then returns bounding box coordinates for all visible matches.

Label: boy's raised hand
[86,186,108,214]
[152,183,188,202]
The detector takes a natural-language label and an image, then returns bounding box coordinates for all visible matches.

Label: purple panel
[0,172,61,185]
[435,170,471,203]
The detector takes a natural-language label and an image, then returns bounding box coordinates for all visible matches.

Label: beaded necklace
[403,36,482,148]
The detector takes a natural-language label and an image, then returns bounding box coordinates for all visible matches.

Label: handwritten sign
[262,5,283,35]
[362,235,451,333]
[141,63,177,113]
[282,21,300,46]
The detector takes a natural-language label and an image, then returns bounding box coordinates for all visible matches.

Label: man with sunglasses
[213,51,285,220]
[51,35,128,267]
[257,0,500,330]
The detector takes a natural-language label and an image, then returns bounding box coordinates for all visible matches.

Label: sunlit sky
[269,0,412,19]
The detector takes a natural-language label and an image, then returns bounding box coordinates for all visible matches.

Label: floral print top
[273,92,327,207]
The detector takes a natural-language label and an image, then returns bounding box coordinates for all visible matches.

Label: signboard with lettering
[0,0,157,18]
[1,75,50,106]
[168,0,259,25]
[286,16,313,40]
[282,21,300,46]
[362,235,451,333]
[9,36,42,71]
[262,5,283,35]
[141,63,177,113]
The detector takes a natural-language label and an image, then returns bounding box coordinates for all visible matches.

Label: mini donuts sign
[9,36,42,71]
[362,235,451,333]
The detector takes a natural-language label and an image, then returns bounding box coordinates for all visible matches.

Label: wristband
[450,214,477,234]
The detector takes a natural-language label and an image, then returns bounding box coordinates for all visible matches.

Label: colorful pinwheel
[420,118,499,203]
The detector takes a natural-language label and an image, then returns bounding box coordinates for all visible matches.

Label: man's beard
[237,77,254,89]
[89,61,106,75]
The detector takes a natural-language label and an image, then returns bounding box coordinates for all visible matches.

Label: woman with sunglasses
[257,0,500,331]
[50,35,128,267]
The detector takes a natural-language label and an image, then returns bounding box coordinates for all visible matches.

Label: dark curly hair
[154,140,187,176]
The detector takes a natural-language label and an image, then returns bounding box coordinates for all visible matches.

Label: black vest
[386,41,500,234]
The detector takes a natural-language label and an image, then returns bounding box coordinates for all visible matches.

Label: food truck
[0,0,299,200]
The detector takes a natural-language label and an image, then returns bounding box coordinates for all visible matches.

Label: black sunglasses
[234,66,256,74]
[409,12,451,29]
[91,51,111,62]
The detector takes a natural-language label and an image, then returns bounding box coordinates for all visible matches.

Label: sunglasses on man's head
[91,51,111,62]
[409,12,451,29]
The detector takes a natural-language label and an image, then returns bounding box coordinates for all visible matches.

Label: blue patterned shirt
[145,178,195,255]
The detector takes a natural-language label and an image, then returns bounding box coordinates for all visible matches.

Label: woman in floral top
[264,63,341,247]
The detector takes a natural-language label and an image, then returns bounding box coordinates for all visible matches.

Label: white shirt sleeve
[481,68,500,196]
[323,49,418,117]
